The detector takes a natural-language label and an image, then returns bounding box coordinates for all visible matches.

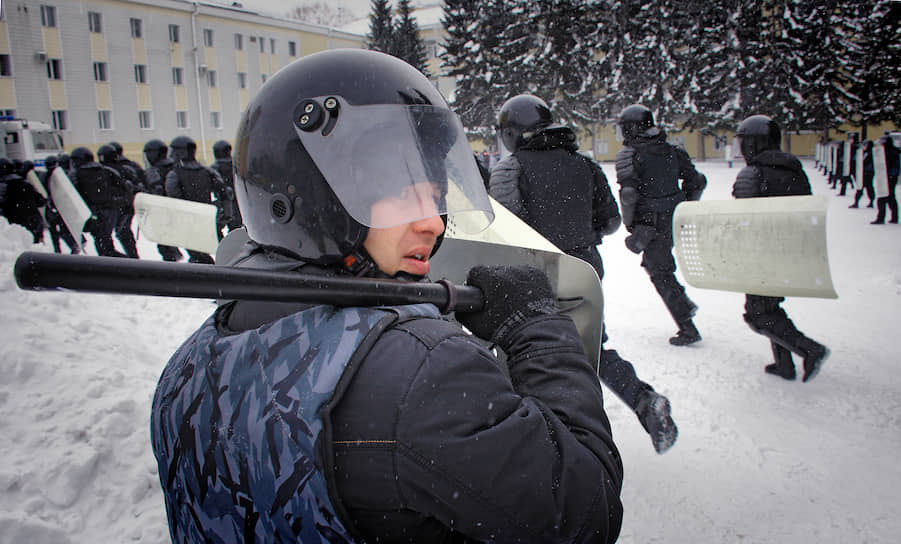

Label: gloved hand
[455,265,558,349]
[624,224,656,254]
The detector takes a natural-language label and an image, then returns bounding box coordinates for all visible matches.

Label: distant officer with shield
[615,104,707,346]
[871,133,899,225]
[850,140,875,209]
[732,114,829,382]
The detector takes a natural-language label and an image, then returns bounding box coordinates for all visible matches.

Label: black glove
[455,265,558,349]
[624,224,656,254]
[83,215,99,233]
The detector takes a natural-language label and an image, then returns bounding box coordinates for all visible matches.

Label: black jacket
[489,128,620,252]
[732,150,811,199]
[216,247,624,543]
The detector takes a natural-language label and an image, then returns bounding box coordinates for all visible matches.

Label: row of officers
[0,137,242,261]
[816,131,900,224]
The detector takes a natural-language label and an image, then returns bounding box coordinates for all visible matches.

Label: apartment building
[0,0,364,162]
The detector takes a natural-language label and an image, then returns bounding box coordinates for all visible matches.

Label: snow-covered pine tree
[367,0,396,56]
[394,0,430,76]
[845,0,901,133]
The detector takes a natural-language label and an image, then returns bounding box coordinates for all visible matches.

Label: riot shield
[133,193,219,254]
[873,144,889,199]
[673,195,837,299]
[48,168,91,249]
[855,147,864,188]
[842,141,852,177]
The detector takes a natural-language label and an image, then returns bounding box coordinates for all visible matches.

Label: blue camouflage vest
[151,303,440,543]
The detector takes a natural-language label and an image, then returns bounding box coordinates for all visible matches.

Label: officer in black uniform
[732,114,830,382]
[69,147,130,258]
[109,141,147,192]
[165,135,227,263]
[143,139,183,261]
[98,144,139,258]
[615,104,707,346]
[0,157,46,242]
[209,139,242,240]
[490,94,677,453]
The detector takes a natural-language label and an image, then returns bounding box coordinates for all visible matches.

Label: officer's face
[363,181,445,277]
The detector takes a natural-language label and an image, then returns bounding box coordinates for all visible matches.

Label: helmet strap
[342,248,378,277]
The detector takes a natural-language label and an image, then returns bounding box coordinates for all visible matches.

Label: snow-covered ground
[0,159,899,543]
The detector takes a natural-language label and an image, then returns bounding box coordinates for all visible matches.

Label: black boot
[849,191,862,208]
[635,389,678,454]
[795,337,829,382]
[765,342,796,380]
[669,318,701,346]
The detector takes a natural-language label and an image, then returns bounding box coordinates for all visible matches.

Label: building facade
[0,0,364,163]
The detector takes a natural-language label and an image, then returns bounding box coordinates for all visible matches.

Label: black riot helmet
[57,153,71,170]
[44,155,58,171]
[234,48,493,265]
[70,147,95,167]
[497,94,559,153]
[143,139,168,165]
[97,144,118,164]
[169,135,197,161]
[212,140,232,160]
[736,114,781,161]
[108,141,124,158]
[0,157,14,176]
[618,104,655,142]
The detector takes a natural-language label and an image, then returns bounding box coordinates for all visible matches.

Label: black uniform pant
[45,209,79,253]
[636,212,695,324]
[875,182,898,223]
[853,175,875,206]
[115,206,139,258]
[88,208,123,257]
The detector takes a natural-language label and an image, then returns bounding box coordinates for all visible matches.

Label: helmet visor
[297,99,493,232]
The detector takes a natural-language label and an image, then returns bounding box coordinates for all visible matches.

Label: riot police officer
[165,135,227,263]
[39,155,80,254]
[143,139,183,261]
[109,141,147,192]
[98,144,139,258]
[69,147,130,258]
[0,157,46,243]
[615,104,707,346]
[490,94,677,454]
[209,139,241,240]
[732,114,829,382]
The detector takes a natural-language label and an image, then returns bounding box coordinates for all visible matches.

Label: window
[93,62,108,82]
[88,11,102,33]
[134,64,147,83]
[41,5,56,27]
[288,41,297,57]
[130,18,142,38]
[98,110,112,130]
[203,29,214,47]
[51,110,67,130]
[46,59,63,80]
[210,111,221,129]
[234,33,243,50]
[0,54,11,77]
[259,37,265,53]
[138,111,152,129]
[169,24,180,43]
[176,111,188,129]
[1,109,17,118]
[172,67,184,85]
[206,70,217,87]
[237,72,246,89]
[270,38,276,54]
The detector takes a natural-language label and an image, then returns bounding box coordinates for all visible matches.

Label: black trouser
[88,208,122,257]
[115,206,139,258]
[566,245,604,281]
[853,175,875,206]
[45,209,79,253]
[157,244,183,261]
[636,211,695,324]
[875,182,898,223]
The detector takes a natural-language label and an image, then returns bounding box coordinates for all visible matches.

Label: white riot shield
[842,142,852,176]
[133,193,219,255]
[48,168,91,249]
[436,196,604,370]
[673,195,837,299]
[856,147,864,188]
[873,144,889,198]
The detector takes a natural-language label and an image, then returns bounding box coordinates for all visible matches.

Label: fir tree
[394,0,430,76]
[367,0,395,56]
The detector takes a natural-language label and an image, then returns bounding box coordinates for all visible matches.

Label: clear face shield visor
[296,97,494,233]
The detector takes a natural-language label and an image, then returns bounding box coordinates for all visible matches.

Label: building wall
[1,0,364,164]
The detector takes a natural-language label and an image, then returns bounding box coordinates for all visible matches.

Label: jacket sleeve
[733,165,762,198]
[488,154,525,219]
[677,148,706,200]
[165,169,181,199]
[357,315,624,543]
[590,161,621,238]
